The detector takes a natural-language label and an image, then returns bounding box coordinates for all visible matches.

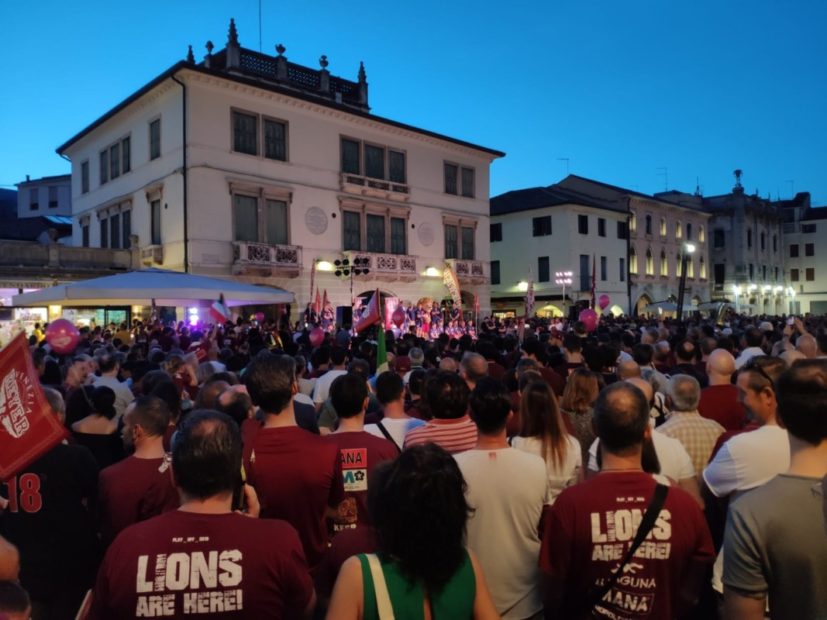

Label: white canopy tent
[11,269,294,307]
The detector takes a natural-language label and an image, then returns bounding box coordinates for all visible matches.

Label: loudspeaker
[336,306,353,329]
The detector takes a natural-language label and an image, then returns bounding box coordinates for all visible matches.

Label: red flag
[474,293,480,313]
[313,288,322,314]
[355,289,381,333]
[322,289,329,311]
[0,334,67,480]
[209,293,232,324]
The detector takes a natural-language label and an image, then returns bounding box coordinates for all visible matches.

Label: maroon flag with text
[0,334,67,480]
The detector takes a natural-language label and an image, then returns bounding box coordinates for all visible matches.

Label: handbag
[583,483,669,615]
[366,553,395,620]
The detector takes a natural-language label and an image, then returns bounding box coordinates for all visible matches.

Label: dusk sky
[3,0,826,204]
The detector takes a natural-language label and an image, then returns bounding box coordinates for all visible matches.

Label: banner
[355,289,381,334]
[0,334,67,480]
[526,278,535,317]
[384,297,399,330]
[443,266,462,309]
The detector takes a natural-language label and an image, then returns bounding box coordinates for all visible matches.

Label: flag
[313,288,322,315]
[209,293,232,324]
[526,278,535,318]
[0,334,67,479]
[591,254,597,309]
[322,289,329,311]
[443,266,462,310]
[375,324,388,375]
[355,289,381,333]
[309,260,317,309]
[473,293,480,314]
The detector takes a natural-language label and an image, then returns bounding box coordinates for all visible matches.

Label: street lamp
[555,270,573,315]
[676,243,696,321]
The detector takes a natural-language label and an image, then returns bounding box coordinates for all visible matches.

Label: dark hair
[0,580,30,614]
[330,373,368,419]
[376,371,404,405]
[776,359,827,445]
[91,386,117,420]
[97,353,118,374]
[522,337,544,361]
[632,343,654,366]
[142,369,173,395]
[425,371,470,420]
[347,358,371,381]
[129,395,171,437]
[519,380,568,468]
[675,340,697,363]
[172,410,241,499]
[368,444,471,593]
[563,333,582,352]
[592,382,649,455]
[408,369,427,397]
[217,390,253,429]
[244,354,295,414]
[468,377,510,434]
[739,355,787,393]
[151,380,182,419]
[330,346,347,366]
[745,327,764,348]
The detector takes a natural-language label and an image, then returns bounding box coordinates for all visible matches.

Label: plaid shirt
[658,411,725,475]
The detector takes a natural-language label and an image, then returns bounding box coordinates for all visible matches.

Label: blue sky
[3,0,826,204]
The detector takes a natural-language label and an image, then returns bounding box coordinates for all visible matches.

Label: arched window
[700,257,706,279]
[645,214,652,235]
[699,225,705,243]
[676,221,683,239]
[747,228,753,248]
[630,212,637,235]
[660,217,667,236]
[760,232,766,251]
[630,246,638,274]
[660,250,668,276]
[686,223,693,241]
[687,257,694,278]
[645,248,654,275]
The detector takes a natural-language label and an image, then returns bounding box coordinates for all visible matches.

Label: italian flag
[210,294,232,324]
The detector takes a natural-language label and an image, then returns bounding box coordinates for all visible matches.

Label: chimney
[275,44,288,80]
[226,18,241,69]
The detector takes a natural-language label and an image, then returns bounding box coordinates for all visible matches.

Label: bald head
[439,357,459,373]
[460,352,488,387]
[780,349,807,366]
[796,334,817,359]
[625,377,653,404]
[617,359,641,380]
[707,349,736,384]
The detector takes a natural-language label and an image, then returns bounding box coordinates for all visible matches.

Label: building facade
[58,20,503,320]
[16,174,72,219]
[490,186,629,317]
[555,176,712,316]
[781,194,827,314]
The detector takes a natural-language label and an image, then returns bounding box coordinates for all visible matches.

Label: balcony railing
[140,245,164,266]
[445,259,486,284]
[344,250,417,281]
[340,173,410,202]
[232,241,301,277]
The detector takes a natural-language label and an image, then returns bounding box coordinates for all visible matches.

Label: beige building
[58,19,503,321]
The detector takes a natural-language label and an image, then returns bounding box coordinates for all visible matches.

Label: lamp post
[555,270,573,317]
[676,242,696,321]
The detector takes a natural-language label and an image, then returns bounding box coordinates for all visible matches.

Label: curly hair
[368,444,472,593]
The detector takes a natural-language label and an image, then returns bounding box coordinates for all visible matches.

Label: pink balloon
[309,327,325,348]
[391,308,406,328]
[45,319,81,355]
[255,312,265,322]
[598,294,611,310]
[578,308,599,333]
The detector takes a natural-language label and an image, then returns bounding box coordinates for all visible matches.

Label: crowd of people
[0,311,826,619]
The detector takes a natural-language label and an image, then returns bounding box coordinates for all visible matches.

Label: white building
[781,194,827,314]
[57,20,503,321]
[16,174,72,220]
[490,185,629,317]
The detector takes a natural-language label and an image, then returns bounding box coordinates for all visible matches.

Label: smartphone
[787,317,795,326]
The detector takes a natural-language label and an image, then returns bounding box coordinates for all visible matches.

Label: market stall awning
[11,269,294,307]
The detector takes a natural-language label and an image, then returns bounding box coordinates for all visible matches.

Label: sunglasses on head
[744,358,775,390]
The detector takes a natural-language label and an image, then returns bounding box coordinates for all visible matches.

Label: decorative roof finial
[206,40,214,55]
[276,43,286,57]
[319,55,329,70]
[228,18,239,46]
[358,61,367,83]
[186,45,195,63]
[734,168,743,189]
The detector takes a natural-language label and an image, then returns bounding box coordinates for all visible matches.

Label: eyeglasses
[743,357,776,390]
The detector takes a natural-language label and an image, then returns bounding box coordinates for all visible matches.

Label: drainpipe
[171,74,189,273]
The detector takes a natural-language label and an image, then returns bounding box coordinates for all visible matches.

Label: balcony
[445,259,487,285]
[340,173,410,203]
[232,241,301,278]
[140,245,164,266]
[344,250,417,282]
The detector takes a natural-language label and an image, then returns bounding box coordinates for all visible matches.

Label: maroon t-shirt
[541,472,714,619]
[698,384,746,431]
[248,426,345,569]
[323,431,397,532]
[88,510,313,619]
[315,525,377,599]
[97,455,179,546]
[539,366,566,397]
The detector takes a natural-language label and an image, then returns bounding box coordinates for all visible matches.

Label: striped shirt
[403,415,478,454]
[658,411,725,475]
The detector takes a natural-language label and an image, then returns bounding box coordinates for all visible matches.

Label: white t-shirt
[311,369,347,405]
[454,448,549,619]
[293,392,314,408]
[702,424,790,498]
[510,434,581,503]
[364,417,425,450]
[588,429,696,481]
[92,375,134,420]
